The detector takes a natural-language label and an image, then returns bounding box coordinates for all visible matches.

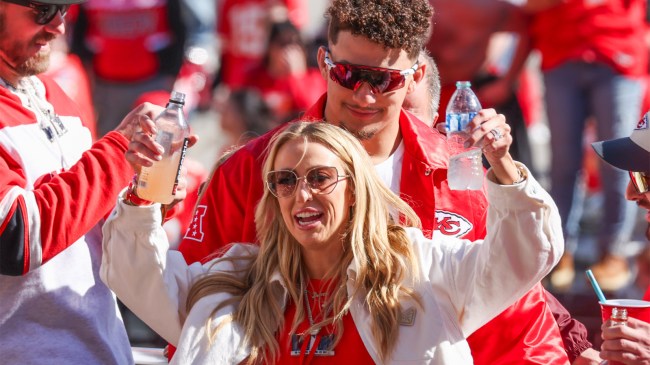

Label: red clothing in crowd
[73,0,185,82]
[217,0,307,89]
[529,0,648,77]
[177,94,571,364]
[246,65,326,122]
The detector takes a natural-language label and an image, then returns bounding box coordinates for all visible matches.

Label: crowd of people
[0,0,649,364]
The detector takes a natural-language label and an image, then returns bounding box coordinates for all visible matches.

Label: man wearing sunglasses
[592,112,650,364]
[0,0,170,363]
[160,0,570,363]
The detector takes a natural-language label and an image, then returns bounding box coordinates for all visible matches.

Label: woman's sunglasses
[266,166,350,198]
[324,49,418,94]
[630,171,650,194]
[3,0,70,25]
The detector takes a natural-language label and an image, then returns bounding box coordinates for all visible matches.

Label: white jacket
[101,167,563,364]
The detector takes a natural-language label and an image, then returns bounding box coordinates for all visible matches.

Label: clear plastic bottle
[445,81,483,190]
[136,91,189,204]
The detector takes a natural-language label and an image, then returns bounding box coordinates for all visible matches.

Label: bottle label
[446,112,477,133]
[171,138,190,196]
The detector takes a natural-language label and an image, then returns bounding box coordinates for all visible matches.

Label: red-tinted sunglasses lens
[630,171,650,194]
[328,63,406,93]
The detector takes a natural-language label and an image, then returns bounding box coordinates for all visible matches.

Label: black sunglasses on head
[3,0,69,25]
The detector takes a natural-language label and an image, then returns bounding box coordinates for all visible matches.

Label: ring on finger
[489,128,503,141]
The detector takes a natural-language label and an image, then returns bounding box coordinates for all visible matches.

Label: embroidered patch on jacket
[434,210,473,238]
[399,307,416,326]
[183,205,207,242]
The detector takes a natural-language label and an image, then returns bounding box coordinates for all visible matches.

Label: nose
[351,82,377,106]
[295,178,313,202]
[44,11,66,36]
[625,180,642,201]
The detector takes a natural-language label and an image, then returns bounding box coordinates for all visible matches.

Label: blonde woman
[101,121,563,364]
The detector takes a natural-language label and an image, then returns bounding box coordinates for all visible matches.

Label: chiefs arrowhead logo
[434,210,473,238]
[637,113,648,130]
[183,205,207,242]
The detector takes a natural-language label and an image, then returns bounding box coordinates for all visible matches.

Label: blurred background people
[427,0,535,172]
[525,0,649,292]
[215,0,307,90]
[245,20,327,124]
[71,0,188,137]
[215,87,276,150]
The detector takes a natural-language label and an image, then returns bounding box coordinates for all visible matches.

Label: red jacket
[178,94,569,364]
[0,76,132,275]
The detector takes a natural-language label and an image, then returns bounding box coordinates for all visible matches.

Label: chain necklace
[1,76,71,169]
[289,280,335,358]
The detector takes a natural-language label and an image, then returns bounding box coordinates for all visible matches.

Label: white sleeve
[414,164,564,336]
[100,190,211,346]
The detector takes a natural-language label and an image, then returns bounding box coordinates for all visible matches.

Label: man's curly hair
[326,0,433,59]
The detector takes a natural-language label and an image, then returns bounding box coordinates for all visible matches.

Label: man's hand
[114,102,164,141]
[572,348,601,365]
[600,317,650,365]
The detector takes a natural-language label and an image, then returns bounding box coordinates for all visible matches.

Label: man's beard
[15,50,50,76]
[0,14,53,77]
[337,122,377,141]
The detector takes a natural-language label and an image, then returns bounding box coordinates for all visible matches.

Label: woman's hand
[465,108,521,185]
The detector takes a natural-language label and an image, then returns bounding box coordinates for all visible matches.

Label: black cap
[591,112,650,173]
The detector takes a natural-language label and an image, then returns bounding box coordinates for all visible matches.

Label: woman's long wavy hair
[187,121,422,363]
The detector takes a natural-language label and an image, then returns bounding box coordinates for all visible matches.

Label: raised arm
[415,164,564,336]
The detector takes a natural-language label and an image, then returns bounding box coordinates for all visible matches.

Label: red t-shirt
[275,279,375,364]
[529,0,648,77]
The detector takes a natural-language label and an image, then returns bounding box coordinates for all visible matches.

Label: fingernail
[155,154,162,161]
[464,141,471,148]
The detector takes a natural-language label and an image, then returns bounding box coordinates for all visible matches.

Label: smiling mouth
[296,212,322,226]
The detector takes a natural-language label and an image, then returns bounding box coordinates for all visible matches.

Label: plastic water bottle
[136,91,189,204]
[445,81,483,190]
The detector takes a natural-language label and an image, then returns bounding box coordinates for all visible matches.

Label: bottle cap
[456,81,471,88]
[170,91,186,105]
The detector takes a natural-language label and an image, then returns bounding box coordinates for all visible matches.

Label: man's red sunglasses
[324,49,418,94]
[2,0,69,25]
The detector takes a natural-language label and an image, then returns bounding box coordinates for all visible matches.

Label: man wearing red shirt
[174,0,571,363]
[526,0,649,291]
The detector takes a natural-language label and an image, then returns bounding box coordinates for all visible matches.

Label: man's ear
[407,63,426,93]
[317,46,328,80]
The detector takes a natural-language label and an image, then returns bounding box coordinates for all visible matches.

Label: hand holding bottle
[124,92,199,205]
[462,108,520,185]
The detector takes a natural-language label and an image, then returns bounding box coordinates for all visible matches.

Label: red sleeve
[544,289,592,362]
[0,132,133,275]
[177,145,265,264]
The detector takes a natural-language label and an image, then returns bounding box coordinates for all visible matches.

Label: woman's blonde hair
[187,121,422,363]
